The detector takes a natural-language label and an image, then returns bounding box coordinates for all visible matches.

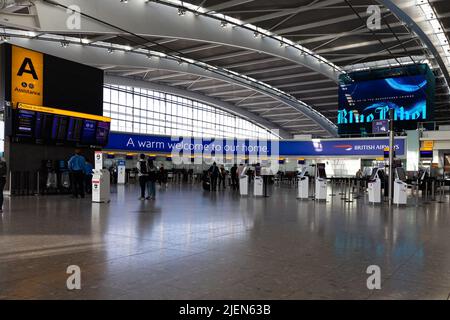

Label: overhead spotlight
[146,54,152,59]
[120,0,128,3]
[253,31,259,38]
[178,8,186,16]
[60,40,70,48]
[108,48,115,54]
[1,35,10,42]
[220,20,228,28]
[279,41,285,47]
[177,59,184,65]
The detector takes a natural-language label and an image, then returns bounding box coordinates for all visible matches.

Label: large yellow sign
[11,45,44,106]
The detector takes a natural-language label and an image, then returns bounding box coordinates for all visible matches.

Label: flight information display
[67,118,83,142]
[16,110,34,138]
[12,104,111,147]
[96,121,111,146]
[81,120,97,144]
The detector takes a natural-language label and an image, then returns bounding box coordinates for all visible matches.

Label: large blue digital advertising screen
[338,74,430,134]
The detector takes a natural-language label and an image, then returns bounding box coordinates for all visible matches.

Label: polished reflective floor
[1,183,450,300]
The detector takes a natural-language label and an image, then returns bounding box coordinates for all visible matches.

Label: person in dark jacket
[159,164,168,189]
[230,164,238,190]
[146,159,158,200]
[218,165,227,189]
[136,154,148,200]
[68,149,86,198]
[84,161,94,194]
[208,162,220,191]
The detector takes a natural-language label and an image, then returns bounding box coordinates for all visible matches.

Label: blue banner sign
[105,132,405,157]
[279,138,405,156]
[105,132,274,156]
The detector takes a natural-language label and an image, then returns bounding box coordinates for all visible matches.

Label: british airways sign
[279,138,405,156]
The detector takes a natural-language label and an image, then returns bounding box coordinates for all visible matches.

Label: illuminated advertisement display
[337,64,435,134]
[339,75,427,131]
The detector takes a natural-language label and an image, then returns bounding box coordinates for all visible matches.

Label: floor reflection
[0,184,449,299]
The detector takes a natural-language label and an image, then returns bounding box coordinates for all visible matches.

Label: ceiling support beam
[376,0,450,90]
[6,0,340,81]
[7,34,338,137]
[244,0,344,24]
[206,0,255,12]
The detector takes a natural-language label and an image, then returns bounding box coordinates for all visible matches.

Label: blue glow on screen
[338,75,427,125]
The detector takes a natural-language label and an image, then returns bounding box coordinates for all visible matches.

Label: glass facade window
[103,84,279,140]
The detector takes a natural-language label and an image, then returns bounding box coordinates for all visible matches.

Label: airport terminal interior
[1,0,450,300]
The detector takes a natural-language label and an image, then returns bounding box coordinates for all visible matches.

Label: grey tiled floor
[0,183,450,300]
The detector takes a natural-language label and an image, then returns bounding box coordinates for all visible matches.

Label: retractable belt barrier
[10,171,37,196]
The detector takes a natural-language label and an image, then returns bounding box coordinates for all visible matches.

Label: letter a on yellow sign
[11,45,44,106]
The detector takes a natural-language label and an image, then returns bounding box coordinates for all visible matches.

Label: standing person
[208,162,220,191]
[136,154,148,200]
[356,169,363,179]
[218,165,227,190]
[255,163,262,177]
[84,160,94,194]
[68,149,86,198]
[0,157,7,213]
[159,164,168,189]
[230,164,238,190]
[146,159,158,200]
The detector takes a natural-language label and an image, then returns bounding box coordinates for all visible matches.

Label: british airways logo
[334,144,353,151]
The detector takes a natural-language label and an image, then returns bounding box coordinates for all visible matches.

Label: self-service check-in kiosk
[297,167,309,200]
[368,168,382,204]
[393,167,408,205]
[92,152,111,203]
[117,160,126,184]
[315,163,327,201]
[256,167,272,197]
[254,175,264,197]
[239,166,249,196]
